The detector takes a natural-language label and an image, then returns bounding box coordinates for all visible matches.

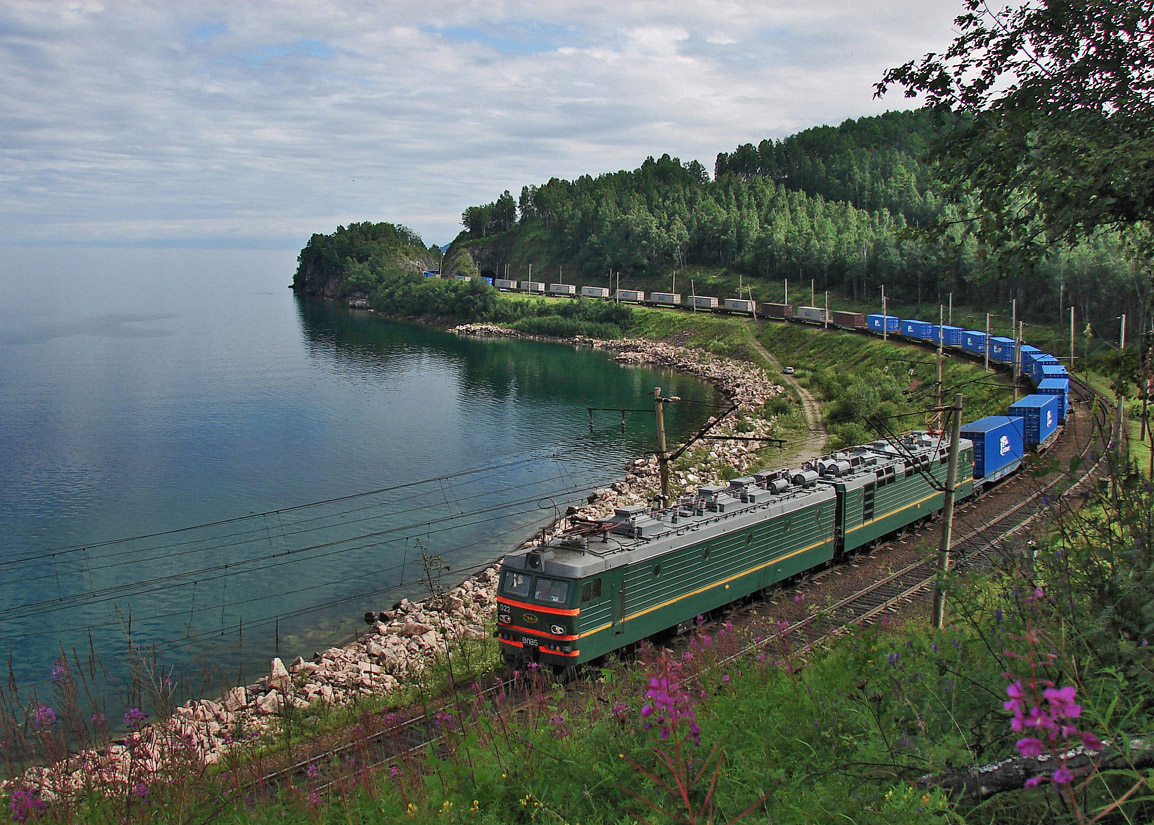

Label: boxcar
[547,283,577,296]
[616,289,645,303]
[648,292,682,307]
[796,305,828,324]
[761,302,794,319]
[689,295,719,310]
[723,298,756,315]
[831,311,867,329]
[868,314,900,334]
[960,416,1025,484]
[581,286,611,299]
[1008,395,1061,448]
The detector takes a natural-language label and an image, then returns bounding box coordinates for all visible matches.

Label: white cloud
[0,0,963,247]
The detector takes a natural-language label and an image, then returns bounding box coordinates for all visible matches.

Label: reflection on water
[0,248,720,712]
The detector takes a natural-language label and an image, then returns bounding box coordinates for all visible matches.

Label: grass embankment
[755,321,1015,449]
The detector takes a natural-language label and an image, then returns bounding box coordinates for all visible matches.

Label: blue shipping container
[1008,394,1061,448]
[867,314,900,333]
[1036,378,1070,422]
[960,330,988,355]
[961,415,1025,481]
[989,336,1016,363]
[901,319,934,339]
[1020,345,1042,368]
[1039,364,1068,380]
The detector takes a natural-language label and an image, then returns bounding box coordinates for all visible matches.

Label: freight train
[494,289,1072,672]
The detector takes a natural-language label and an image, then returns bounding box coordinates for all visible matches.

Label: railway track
[235,375,1112,804]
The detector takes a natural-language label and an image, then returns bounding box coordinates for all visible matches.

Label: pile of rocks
[5,568,502,800]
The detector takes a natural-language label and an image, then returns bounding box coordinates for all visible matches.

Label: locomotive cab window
[533,577,570,604]
[501,571,532,598]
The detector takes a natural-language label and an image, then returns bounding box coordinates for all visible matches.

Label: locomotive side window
[533,577,570,604]
[580,578,602,603]
[501,571,532,598]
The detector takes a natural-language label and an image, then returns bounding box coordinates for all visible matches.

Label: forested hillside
[292,222,439,299]
[451,109,1147,335]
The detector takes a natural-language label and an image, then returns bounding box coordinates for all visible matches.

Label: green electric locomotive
[495,431,973,671]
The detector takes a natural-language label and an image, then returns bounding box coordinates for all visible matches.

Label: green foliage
[877,0,1154,273]
[293,221,436,295]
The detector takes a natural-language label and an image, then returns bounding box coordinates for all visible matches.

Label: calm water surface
[0,247,720,705]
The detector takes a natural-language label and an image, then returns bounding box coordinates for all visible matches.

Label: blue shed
[868,314,900,333]
[960,330,988,356]
[1008,394,1061,448]
[961,416,1025,483]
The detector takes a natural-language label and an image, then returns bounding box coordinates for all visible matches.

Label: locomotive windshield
[532,577,570,605]
[500,571,532,598]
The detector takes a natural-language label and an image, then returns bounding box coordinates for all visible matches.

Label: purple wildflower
[32,704,56,730]
[9,789,47,823]
[123,708,149,730]
[90,712,106,726]
[132,782,149,798]
[50,664,68,683]
[306,763,320,779]
[887,652,900,667]
[641,653,700,746]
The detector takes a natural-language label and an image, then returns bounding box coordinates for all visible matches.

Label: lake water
[0,247,719,709]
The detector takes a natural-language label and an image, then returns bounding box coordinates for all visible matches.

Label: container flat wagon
[960,330,988,356]
[615,289,645,303]
[1019,345,1042,371]
[1036,378,1070,422]
[867,314,900,334]
[989,336,1017,364]
[581,286,611,299]
[547,283,577,296]
[961,416,1025,485]
[689,295,719,310]
[931,325,964,348]
[723,298,756,315]
[521,281,546,294]
[760,302,793,320]
[796,305,828,324]
[900,319,934,340]
[831,311,867,329]
[1008,394,1061,449]
[647,292,682,307]
[494,278,519,291]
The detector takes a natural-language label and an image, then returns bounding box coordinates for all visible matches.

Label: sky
[1,1,965,249]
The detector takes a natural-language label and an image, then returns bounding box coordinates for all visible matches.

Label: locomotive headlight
[550,624,565,635]
[499,614,512,624]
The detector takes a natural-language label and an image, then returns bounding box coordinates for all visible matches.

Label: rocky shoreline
[9,326,785,801]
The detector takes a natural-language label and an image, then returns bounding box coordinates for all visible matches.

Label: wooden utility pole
[655,387,671,506]
[933,392,964,629]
